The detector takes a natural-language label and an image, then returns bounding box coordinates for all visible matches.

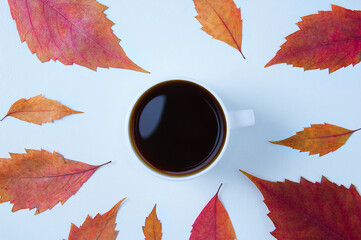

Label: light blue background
[1,0,361,239]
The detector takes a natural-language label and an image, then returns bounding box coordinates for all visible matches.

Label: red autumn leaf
[265,5,361,73]
[190,184,237,240]
[240,170,361,239]
[67,199,125,240]
[143,204,163,240]
[0,149,109,214]
[7,0,148,72]
[194,0,245,58]
[270,123,360,156]
[1,95,82,125]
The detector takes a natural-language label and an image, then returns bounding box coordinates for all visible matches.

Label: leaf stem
[354,127,361,132]
[217,183,223,195]
[98,161,112,168]
[240,52,246,59]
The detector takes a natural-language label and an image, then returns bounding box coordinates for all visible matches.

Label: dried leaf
[190,184,237,240]
[143,204,162,240]
[265,5,361,73]
[240,170,361,239]
[7,0,148,72]
[271,123,360,156]
[0,149,110,214]
[194,0,245,58]
[68,199,125,240]
[1,95,82,125]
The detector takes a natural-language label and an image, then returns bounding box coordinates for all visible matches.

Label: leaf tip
[128,65,150,74]
[111,198,126,214]
[264,59,274,68]
[118,197,126,205]
[239,170,262,185]
[151,204,157,215]
[73,110,84,114]
[320,175,329,182]
[239,169,252,179]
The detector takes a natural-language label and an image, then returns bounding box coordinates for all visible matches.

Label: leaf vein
[38,0,121,60]
[204,0,244,59]
[25,0,43,51]
[0,165,99,180]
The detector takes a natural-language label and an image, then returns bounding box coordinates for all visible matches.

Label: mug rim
[125,77,231,181]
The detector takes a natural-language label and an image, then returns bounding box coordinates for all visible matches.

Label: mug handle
[228,109,255,129]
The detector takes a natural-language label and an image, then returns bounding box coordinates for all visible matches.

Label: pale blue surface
[1,0,361,239]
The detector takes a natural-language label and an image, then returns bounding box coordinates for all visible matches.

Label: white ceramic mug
[126,78,255,180]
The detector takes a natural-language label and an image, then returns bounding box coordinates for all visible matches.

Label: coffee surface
[129,80,226,176]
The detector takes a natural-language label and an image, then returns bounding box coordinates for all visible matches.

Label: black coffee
[129,80,227,176]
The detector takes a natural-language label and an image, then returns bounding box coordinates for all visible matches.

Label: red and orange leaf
[7,0,148,72]
[68,199,125,240]
[1,95,82,125]
[190,185,237,240]
[0,149,109,214]
[265,5,361,73]
[194,0,245,58]
[143,204,162,240]
[270,123,360,156]
[240,170,361,239]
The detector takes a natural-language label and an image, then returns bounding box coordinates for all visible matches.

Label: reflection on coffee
[129,80,227,176]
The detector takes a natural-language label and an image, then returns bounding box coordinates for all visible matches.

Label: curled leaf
[68,199,125,240]
[240,170,361,239]
[1,95,82,125]
[271,123,360,156]
[0,149,110,214]
[194,0,244,58]
[266,5,361,73]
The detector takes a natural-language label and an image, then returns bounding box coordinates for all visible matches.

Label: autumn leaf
[7,0,148,72]
[240,170,361,239]
[67,199,125,240]
[265,5,361,73]
[143,204,162,240]
[0,149,110,214]
[271,123,360,156]
[194,0,245,58]
[190,184,237,240]
[1,95,82,125]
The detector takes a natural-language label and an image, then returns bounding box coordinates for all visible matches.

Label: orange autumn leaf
[190,184,237,240]
[271,123,360,156]
[265,5,361,73]
[143,204,163,240]
[1,95,82,125]
[7,0,148,72]
[194,0,245,58]
[240,170,361,239]
[68,199,125,240]
[0,149,109,214]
